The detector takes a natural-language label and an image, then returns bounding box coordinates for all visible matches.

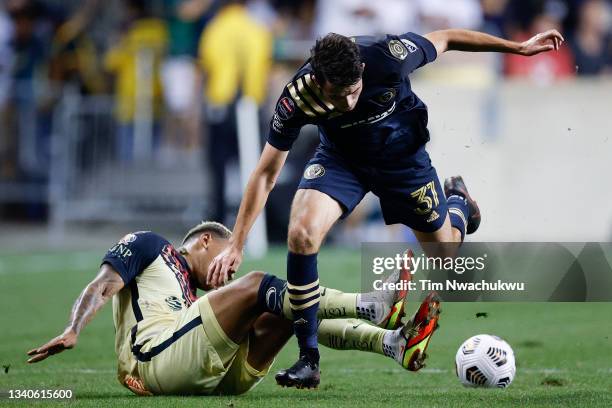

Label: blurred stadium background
[0,0,611,254]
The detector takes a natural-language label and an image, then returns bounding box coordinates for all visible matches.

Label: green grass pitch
[1,246,611,407]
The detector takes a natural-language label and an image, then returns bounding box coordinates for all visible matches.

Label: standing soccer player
[208,28,564,388]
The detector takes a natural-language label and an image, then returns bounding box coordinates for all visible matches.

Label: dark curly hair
[311,33,363,87]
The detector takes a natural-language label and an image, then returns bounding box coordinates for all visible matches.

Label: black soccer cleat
[275,355,320,389]
[444,176,481,234]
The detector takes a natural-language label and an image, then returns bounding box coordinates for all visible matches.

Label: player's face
[321,78,363,113]
[190,236,229,289]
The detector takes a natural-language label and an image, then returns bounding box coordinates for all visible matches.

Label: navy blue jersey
[268,32,437,165]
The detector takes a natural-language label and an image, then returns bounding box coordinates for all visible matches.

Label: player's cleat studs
[397,292,441,372]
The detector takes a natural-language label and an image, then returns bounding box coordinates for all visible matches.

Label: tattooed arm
[27,264,124,363]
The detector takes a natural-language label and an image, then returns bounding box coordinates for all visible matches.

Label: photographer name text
[372,279,525,292]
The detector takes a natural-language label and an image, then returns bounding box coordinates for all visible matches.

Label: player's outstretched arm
[26,264,124,363]
[424,29,564,57]
[207,143,289,289]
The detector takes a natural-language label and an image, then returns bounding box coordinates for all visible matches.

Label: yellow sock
[282,287,357,320]
[317,319,385,355]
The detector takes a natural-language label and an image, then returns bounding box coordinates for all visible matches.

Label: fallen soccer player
[27,222,440,395]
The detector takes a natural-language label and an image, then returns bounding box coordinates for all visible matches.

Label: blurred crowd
[0,0,611,225]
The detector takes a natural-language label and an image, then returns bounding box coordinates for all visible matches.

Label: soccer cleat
[444,176,481,234]
[377,250,414,330]
[357,250,413,330]
[275,355,320,389]
[385,291,441,371]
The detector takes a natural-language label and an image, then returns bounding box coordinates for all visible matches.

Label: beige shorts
[134,296,272,395]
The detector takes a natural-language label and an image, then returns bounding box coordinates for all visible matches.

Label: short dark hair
[181,221,231,245]
[311,33,363,87]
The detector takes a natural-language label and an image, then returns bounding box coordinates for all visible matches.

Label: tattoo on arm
[67,265,124,335]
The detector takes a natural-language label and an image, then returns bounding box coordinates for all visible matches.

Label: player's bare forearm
[425,29,564,57]
[425,29,519,54]
[230,143,288,249]
[27,265,123,363]
[231,173,274,248]
[66,264,123,335]
[207,143,288,288]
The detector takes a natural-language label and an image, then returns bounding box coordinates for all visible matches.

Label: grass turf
[1,246,611,407]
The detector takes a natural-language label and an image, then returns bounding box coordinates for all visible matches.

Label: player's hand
[27,329,77,363]
[207,244,243,289]
[519,29,564,56]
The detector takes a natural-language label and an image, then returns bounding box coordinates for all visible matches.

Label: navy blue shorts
[297,146,447,233]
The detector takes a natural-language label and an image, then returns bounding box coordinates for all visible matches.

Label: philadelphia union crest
[304,164,325,179]
[388,39,408,60]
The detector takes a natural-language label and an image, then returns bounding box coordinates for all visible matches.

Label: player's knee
[235,271,266,302]
[287,223,319,254]
[243,270,266,286]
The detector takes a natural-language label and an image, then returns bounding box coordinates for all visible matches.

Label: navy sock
[256,273,287,316]
[287,252,320,363]
[447,195,470,241]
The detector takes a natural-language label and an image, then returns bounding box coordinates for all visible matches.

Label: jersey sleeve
[385,32,438,75]
[267,84,311,151]
[101,231,166,285]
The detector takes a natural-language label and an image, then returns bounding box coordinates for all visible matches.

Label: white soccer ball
[455,334,516,388]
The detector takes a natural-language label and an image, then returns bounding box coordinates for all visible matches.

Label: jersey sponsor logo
[118,233,137,245]
[165,295,183,311]
[400,39,418,53]
[276,97,295,120]
[286,74,335,118]
[340,102,396,128]
[272,113,284,132]
[110,244,133,259]
[109,239,134,259]
[304,164,325,179]
[388,39,408,60]
[111,231,152,257]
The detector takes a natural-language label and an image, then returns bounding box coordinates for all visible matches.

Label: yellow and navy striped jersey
[101,232,198,385]
[268,32,438,165]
